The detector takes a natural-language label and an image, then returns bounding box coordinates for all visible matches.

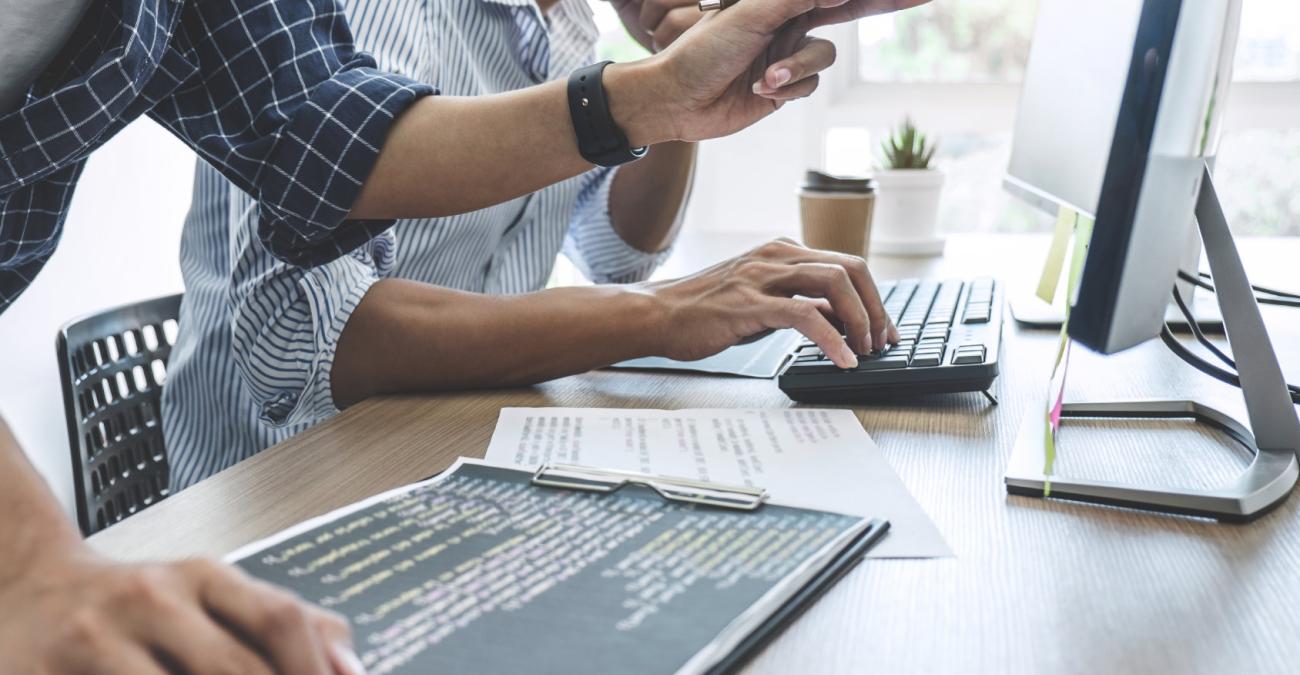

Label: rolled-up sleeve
[150,0,435,268]
[563,166,673,284]
[228,230,390,428]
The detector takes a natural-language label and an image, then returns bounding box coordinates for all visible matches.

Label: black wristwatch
[567,61,648,167]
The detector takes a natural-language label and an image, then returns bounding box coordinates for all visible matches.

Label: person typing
[162,0,908,489]
[0,0,926,671]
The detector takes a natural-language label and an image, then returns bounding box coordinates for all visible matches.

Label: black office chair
[57,294,182,536]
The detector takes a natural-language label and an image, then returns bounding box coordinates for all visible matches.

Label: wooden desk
[90,234,1300,674]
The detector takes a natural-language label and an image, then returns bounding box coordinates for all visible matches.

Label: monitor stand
[1008,291,1223,333]
[1004,165,1300,521]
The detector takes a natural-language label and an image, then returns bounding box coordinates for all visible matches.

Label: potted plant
[871,118,946,257]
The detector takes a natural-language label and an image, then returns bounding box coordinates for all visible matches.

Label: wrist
[604,59,680,148]
[608,283,672,358]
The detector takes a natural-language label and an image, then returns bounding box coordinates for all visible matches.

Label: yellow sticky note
[1036,207,1077,304]
[1066,215,1095,302]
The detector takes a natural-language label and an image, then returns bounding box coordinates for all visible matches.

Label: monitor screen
[1004,0,1144,219]
[1005,0,1235,354]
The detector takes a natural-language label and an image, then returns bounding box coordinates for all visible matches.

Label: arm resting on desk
[330,239,900,407]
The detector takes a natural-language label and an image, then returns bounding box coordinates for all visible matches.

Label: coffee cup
[798,171,877,258]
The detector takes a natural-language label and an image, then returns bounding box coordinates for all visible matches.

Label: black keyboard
[778,278,1003,402]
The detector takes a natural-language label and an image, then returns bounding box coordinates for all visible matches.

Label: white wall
[0,119,193,519]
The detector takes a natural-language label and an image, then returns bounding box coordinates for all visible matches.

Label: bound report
[228,459,888,675]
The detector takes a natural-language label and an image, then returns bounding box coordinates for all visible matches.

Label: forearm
[330,279,664,406]
[0,417,83,585]
[349,62,670,221]
[609,141,697,253]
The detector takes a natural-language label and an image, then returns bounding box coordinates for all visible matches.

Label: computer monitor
[1004,0,1238,348]
[1000,0,1300,520]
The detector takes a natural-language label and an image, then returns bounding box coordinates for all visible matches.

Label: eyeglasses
[530,463,768,511]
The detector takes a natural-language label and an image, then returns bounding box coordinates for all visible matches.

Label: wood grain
[88,234,1300,675]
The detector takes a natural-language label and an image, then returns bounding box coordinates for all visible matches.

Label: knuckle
[792,301,820,321]
[65,606,105,645]
[121,567,172,607]
[262,594,311,637]
[211,655,256,675]
[310,606,353,639]
[180,557,223,579]
[735,258,767,279]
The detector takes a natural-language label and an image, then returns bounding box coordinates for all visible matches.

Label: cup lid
[802,170,876,194]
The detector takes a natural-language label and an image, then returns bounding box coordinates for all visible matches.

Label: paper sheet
[484,407,951,559]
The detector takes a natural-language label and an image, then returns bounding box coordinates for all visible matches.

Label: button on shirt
[162,0,672,490]
[0,0,434,314]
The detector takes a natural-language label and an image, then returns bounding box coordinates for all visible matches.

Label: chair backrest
[56,294,182,536]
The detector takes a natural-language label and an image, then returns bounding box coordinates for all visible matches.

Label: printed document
[484,407,951,558]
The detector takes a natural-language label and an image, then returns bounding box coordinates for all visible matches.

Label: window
[857,0,1035,83]
[829,0,1300,236]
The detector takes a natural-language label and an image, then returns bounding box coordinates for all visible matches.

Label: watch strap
[567,61,648,167]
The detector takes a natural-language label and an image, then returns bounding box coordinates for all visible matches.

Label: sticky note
[1066,215,1095,301]
[1036,207,1077,304]
[1040,215,1094,488]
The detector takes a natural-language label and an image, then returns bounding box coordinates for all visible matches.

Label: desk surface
[90,233,1300,675]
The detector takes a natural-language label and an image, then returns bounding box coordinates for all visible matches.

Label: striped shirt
[162,0,673,490]
[0,0,434,314]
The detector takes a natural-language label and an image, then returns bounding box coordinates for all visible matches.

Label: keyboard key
[857,356,909,371]
[952,345,986,365]
[914,347,945,363]
[911,354,942,368]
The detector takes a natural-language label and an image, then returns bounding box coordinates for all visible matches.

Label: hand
[0,548,364,675]
[640,238,899,368]
[607,0,931,145]
[608,0,703,52]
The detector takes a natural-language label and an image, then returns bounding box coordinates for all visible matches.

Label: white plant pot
[870,168,946,257]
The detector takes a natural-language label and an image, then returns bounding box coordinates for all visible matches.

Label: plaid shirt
[0,0,434,313]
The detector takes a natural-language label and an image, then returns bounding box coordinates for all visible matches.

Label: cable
[1171,288,1235,369]
[1162,287,1300,404]
[1159,326,1300,404]
[1177,270,1300,307]
[1185,269,1300,301]
[1171,286,1300,397]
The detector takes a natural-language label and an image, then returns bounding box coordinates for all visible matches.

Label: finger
[639,0,676,40]
[755,74,820,101]
[196,561,348,675]
[770,262,872,354]
[772,298,858,368]
[93,643,170,675]
[755,38,835,93]
[613,0,656,51]
[757,240,892,349]
[144,605,276,675]
[652,6,700,51]
[308,609,366,675]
